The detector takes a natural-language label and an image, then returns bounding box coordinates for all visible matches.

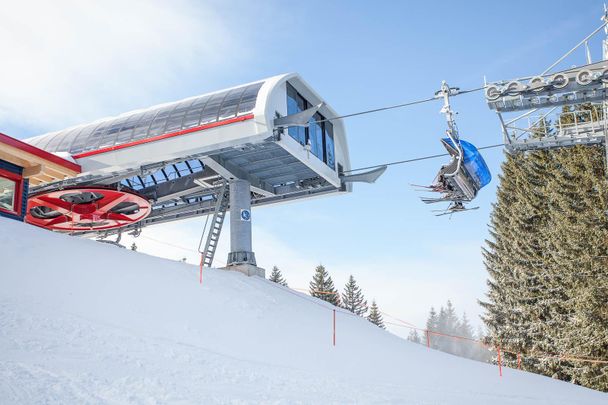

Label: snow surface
[0,218,606,404]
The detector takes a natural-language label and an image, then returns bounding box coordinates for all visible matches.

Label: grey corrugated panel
[25,80,264,154]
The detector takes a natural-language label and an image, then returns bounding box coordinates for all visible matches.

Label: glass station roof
[27,81,264,155]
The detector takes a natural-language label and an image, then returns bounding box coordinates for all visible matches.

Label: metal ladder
[200,182,230,267]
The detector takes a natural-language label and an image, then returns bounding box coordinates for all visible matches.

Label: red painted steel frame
[72,114,255,159]
[0,168,23,217]
[26,188,151,232]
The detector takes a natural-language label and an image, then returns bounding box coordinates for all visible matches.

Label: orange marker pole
[333,309,336,346]
[497,346,503,377]
[426,330,430,348]
[517,352,522,370]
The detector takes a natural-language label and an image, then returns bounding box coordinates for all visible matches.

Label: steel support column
[226,179,262,275]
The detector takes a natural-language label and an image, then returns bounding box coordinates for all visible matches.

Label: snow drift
[0,218,605,404]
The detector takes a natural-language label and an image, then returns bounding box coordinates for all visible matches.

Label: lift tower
[484,9,608,156]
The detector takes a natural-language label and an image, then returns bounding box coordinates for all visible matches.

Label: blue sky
[2,0,605,334]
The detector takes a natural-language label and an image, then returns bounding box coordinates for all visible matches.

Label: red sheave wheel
[26,188,151,232]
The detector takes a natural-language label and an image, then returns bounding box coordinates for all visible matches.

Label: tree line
[268,265,385,329]
[407,301,490,363]
[482,105,608,391]
[269,266,491,363]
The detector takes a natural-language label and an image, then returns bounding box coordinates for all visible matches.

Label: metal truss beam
[486,61,608,113]
[30,153,210,194]
[248,160,303,178]
[504,119,607,151]
[201,155,275,197]
[86,184,340,238]
[137,166,217,203]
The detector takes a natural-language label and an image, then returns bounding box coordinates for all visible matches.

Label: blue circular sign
[240,209,251,221]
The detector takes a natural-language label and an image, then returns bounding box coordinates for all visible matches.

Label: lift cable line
[19,9,608,274]
[283,86,486,128]
[276,81,493,216]
[484,9,608,153]
[344,143,505,174]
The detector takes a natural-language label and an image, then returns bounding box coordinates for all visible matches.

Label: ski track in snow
[0,218,606,404]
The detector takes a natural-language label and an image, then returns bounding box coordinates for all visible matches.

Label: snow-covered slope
[0,218,605,404]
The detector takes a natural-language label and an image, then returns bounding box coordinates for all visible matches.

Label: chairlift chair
[421,138,491,216]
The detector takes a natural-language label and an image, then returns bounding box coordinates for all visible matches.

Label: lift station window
[0,175,18,214]
[286,82,336,170]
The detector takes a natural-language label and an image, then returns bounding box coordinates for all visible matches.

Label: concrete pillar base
[222,263,265,278]
[227,251,256,267]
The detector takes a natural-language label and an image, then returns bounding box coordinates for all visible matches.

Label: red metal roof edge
[0,132,82,173]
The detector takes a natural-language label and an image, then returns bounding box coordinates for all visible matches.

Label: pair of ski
[411,183,479,217]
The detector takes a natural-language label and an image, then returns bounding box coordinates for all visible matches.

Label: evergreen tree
[425,307,439,349]
[436,306,448,351]
[340,275,368,316]
[543,141,608,388]
[407,329,421,344]
[440,301,459,334]
[480,148,555,375]
[459,312,474,339]
[472,326,491,363]
[130,242,137,251]
[481,107,608,390]
[426,307,439,331]
[367,299,385,329]
[425,303,490,362]
[475,326,485,341]
[268,265,288,287]
[309,265,340,306]
[457,312,474,358]
[436,301,462,354]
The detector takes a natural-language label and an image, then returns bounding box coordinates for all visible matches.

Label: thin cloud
[0,0,237,134]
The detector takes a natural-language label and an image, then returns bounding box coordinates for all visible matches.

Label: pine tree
[426,307,438,331]
[425,307,439,349]
[459,312,474,339]
[367,299,385,329]
[407,329,421,344]
[440,301,459,334]
[130,242,137,251]
[309,265,340,306]
[436,306,448,351]
[481,107,608,390]
[436,301,462,355]
[480,148,555,375]
[542,140,608,388]
[268,265,288,287]
[472,326,491,363]
[340,275,368,316]
[457,312,474,358]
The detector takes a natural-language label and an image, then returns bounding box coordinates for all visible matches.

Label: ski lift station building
[0,133,81,222]
[14,73,360,275]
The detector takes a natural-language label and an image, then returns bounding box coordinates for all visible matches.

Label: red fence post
[333,309,336,346]
[497,346,503,377]
[426,330,430,348]
[199,254,204,284]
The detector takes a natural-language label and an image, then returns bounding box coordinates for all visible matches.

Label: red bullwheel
[26,188,151,232]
